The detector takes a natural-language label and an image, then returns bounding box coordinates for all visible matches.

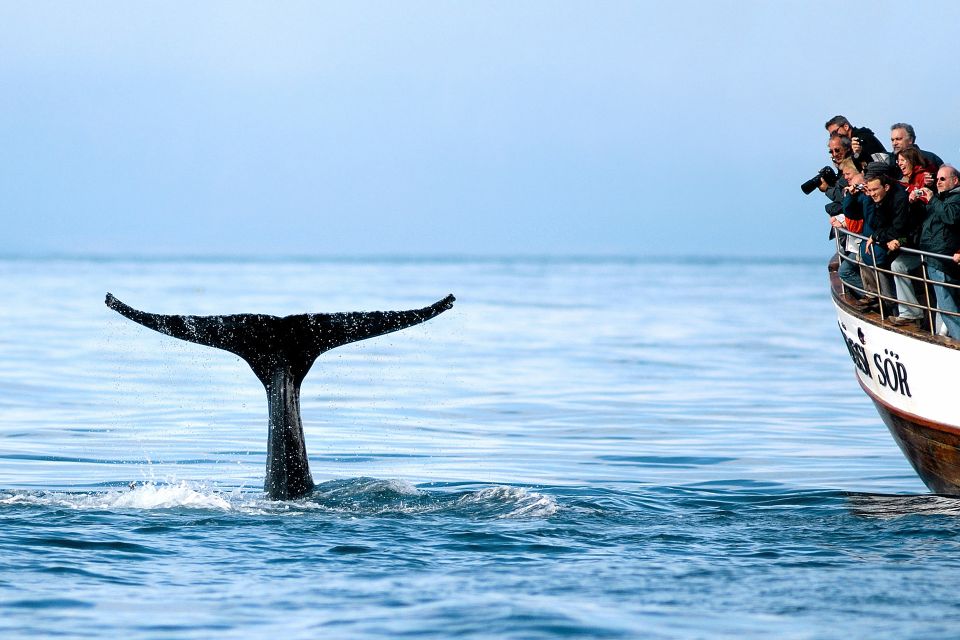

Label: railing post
[921,256,934,336]
[828,226,960,341]
[870,240,885,321]
[835,228,846,296]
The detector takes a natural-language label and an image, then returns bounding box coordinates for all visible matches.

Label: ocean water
[1,257,959,639]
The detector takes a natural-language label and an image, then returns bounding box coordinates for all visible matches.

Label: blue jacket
[845,192,890,266]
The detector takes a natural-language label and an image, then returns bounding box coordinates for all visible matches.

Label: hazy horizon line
[0,252,828,265]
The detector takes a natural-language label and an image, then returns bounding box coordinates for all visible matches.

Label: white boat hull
[834,298,960,493]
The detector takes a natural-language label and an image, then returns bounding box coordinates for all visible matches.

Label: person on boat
[896,146,933,200]
[847,164,887,309]
[863,171,925,325]
[915,165,960,339]
[889,123,943,179]
[821,134,853,216]
[833,159,868,296]
[848,165,892,307]
[825,115,888,170]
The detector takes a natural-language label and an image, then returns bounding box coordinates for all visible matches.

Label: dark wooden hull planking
[867,390,960,494]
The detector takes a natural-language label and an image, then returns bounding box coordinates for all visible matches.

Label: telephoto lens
[800,166,838,195]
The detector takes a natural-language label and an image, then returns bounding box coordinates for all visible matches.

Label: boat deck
[829,250,960,351]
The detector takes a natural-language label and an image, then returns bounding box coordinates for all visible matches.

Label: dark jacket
[921,148,944,170]
[852,126,887,167]
[847,192,890,266]
[919,185,960,272]
[843,189,871,227]
[824,175,849,216]
[872,183,922,249]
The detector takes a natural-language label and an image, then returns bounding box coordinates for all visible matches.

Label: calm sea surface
[1,257,958,639]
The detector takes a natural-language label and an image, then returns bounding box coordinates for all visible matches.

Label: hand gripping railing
[833,226,960,338]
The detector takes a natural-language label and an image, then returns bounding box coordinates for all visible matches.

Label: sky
[1,1,958,259]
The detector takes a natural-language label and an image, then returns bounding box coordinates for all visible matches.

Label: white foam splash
[109,482,232,510]
[0,480,558,519]
[457,486,558,519]
[0,482,233,512]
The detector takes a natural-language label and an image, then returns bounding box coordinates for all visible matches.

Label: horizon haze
[2,1,958,259]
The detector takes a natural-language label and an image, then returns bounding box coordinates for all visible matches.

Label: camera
[801,166,838,195]
[855,183,866,192]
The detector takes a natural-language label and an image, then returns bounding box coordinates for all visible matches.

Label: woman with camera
[897,146,933,203]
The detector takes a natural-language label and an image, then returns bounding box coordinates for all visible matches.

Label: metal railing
[833,226,960,338]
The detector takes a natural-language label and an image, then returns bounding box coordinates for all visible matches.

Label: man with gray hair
[916,165,960,339]
[890,123,944,172]
[821,134,853,216]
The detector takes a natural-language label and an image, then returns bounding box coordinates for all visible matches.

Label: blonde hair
[837,158,858,175]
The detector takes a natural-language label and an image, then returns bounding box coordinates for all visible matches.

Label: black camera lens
[801,166,838,194]
[801,176,822,195]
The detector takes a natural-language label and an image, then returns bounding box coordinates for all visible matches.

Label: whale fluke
[106,292,455,500]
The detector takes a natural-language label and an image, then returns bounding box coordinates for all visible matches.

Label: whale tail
[104,293,455,384]
[105,292,455,500]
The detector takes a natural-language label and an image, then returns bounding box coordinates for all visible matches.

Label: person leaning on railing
[914,165,960,340]
[890,157,933,327]
[844,166,883,310]
[833,159,867,297]
[863,168,926,325]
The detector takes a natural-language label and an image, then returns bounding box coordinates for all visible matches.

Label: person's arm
[842,191,865,220]
[824,180,846,204]
[938,195,960,226]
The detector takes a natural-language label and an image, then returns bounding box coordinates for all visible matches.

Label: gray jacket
[919,185,960,272]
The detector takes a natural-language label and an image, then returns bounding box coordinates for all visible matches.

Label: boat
[831,232,960,493]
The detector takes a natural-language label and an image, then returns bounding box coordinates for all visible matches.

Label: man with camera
[825,116,887,170]
[914,165,960,339]
[819,134,854,215]
[799,134,853,203]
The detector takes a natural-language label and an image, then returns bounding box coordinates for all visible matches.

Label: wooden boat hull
[831,264,960,493]
[868,392,960,494]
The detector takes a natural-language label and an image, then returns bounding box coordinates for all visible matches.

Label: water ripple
[0,259,957,639]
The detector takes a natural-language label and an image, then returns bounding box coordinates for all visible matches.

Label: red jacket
[899,168,931,203]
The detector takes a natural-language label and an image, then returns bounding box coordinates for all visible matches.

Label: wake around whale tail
[105,293,455,500]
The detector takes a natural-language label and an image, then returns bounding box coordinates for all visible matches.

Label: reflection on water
[847,492,960,519]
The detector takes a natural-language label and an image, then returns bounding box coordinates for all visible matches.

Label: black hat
[864,161,895,180]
